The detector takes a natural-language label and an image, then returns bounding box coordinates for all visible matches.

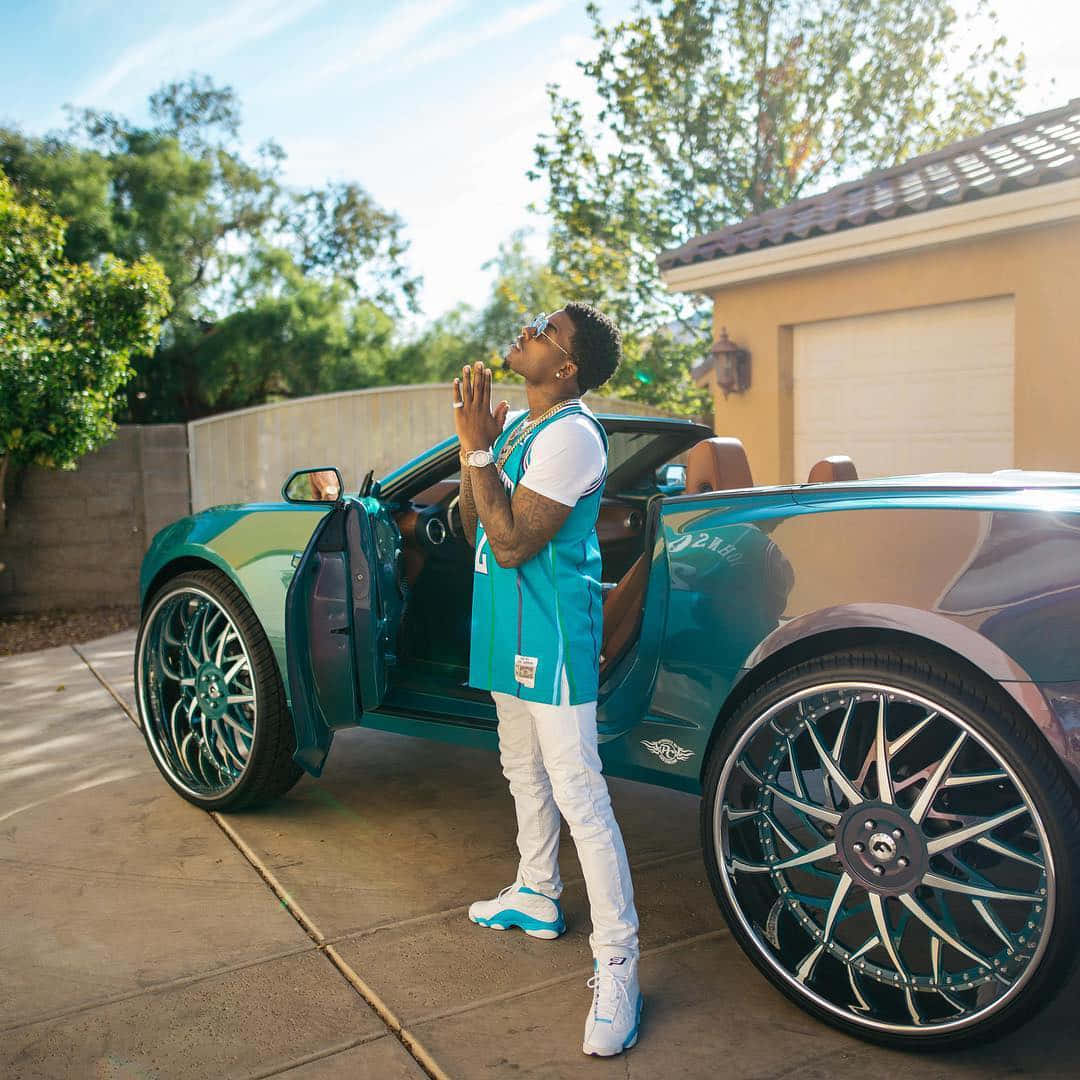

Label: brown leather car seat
[684,437,753,493]
[598,552,651,675]
[807,455,858,483]
[600,437,753,676]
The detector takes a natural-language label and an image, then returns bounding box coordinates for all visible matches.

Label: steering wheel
[446,495,463,539]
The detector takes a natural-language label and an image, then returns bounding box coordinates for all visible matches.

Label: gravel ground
[0,606,139,657]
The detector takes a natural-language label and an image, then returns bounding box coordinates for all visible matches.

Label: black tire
[700,646,1080,1051]
[135,568,303,811]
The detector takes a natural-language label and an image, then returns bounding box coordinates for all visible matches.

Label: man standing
[452,304,641,1058]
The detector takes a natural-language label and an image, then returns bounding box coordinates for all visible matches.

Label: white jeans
[491,686,639,956]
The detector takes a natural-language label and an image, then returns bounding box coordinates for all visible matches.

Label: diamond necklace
[495,398,581,470]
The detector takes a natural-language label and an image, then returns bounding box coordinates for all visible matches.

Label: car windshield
[603,429,703,494]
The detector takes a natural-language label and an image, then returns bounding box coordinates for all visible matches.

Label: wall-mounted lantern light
[710,327,751,397]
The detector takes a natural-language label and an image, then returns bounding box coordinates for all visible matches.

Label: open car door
[284,495,405,775]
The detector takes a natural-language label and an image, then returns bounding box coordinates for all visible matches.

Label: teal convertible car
[135,414,1080,1050]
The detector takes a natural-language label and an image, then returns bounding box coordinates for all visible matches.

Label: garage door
[793,297,1014,480]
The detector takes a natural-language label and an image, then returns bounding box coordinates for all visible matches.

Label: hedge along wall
[0,425,190,615]
[187,383,675,512]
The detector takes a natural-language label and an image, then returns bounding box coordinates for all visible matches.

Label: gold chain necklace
[496,398,581,470]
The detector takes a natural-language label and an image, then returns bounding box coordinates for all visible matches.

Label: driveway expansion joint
[210,811,452,1080]
[71,642,139,728]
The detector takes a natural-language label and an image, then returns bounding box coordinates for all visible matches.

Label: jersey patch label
[514,654,539,688]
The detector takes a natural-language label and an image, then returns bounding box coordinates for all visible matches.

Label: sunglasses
[525,313,571,359]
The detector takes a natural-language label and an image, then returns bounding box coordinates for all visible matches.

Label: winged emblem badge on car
[640,738,695,765]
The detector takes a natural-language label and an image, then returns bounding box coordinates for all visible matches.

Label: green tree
[1,74,419,421]
[0,174,170,526]
[394,231,568,384]
[532,0,1025,411]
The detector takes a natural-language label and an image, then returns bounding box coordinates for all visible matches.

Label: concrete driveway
[2,632,1077,1079]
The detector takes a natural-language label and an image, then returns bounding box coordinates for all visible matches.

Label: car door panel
[285,497,403,775]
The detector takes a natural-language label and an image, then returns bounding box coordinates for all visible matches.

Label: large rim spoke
[222,655,249,686]
[897,891,991,970]
[804,719,863,806]
[972,899,1015,950]
[909,731,966,824]
[889,710,936,756]
[921,872,1041,904]
[832,697,856,759]
[925,805,1029,856]
[765,784,842,825]
[869,892,909,982]
[930,936,967,1012]
[874,696,894,804]
[730,840,837,874]
[213,621,233,666]
[785,737,807,799]
[199,606,221,663]
[944,770,1009,788]
[797,870,855,984]
[157,622,185,681]
[975,835,1044,870]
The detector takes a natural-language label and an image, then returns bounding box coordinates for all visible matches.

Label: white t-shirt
[501,407,607,507]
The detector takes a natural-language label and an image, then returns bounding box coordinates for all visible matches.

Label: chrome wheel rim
[715,681,1054,1035]
[137,587,257,799]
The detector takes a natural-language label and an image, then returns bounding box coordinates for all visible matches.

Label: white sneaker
[468,882,566,939]
[582,948,643,1056]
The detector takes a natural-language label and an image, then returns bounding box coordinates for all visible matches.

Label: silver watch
[465,448,494,468]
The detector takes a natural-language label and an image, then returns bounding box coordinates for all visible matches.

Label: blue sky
[0,1,1073,324]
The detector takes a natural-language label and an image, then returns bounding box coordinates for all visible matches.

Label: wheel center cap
[868,832,897,862]
[195,662,228,720]
[836,802,927,896]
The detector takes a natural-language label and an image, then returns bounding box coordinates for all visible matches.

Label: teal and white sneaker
[468,882,566,940]
[582,949,642,1057]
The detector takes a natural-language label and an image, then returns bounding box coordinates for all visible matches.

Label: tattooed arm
[453,359,569,565]
[468,463,572,568]
[458,453,480,547]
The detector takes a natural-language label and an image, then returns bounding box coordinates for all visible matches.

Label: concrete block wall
[0,425,190,614]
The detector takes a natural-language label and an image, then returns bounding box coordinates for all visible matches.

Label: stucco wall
[188,383,675,512]
[0,426,190,615]
[697,218,1080,484]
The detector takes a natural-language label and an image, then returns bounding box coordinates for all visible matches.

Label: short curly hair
[564,302,622,393]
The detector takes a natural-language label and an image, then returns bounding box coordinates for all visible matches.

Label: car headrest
[807,456,859,484]
[684,437,753,494]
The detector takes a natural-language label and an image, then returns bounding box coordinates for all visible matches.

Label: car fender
[139,505,329,708]
[737,602,1078,785]
[742,602,1033,682]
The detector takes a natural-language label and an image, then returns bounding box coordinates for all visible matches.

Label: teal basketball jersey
[468,401,608,705]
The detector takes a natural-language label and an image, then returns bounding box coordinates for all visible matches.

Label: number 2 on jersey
[474,531,490,575]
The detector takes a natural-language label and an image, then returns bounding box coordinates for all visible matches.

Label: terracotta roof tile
[658,99,1080,271]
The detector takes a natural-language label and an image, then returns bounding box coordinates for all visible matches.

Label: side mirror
[282,467,344,504]
[656,464,686,488]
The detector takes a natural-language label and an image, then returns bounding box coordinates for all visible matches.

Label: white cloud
[322,0,465,79]
[311,0,570,92]
[74,0,329,106]
[393,0,571,78]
